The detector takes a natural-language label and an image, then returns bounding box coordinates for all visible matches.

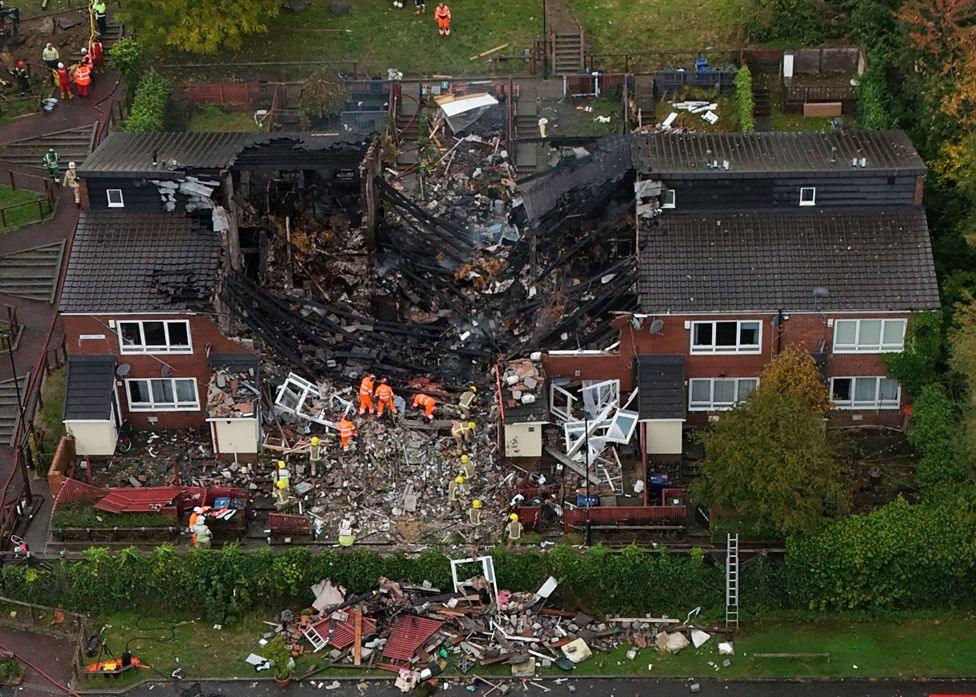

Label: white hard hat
[58,62,64,68]
[80,47,88,54]
[193,507,202,513]
[68,162,76,168]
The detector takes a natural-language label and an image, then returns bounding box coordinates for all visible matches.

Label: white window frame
[106,188,125,208]
[688,378,758,411]
[832,318,906,354]
[117,320,192,355]
[799,187,816,206]
[125,377,199,412]
[661,189,676,209]
[690,320,762,355]
[830,376,901,410]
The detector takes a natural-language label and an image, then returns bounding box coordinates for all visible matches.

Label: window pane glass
[854,377,877,402]
[737,379,758,401]
[142,322,166,346]
[713,380,735,404]
[832,378,851,401]
[690,380,710,403]
[168,322,190,348]
[175,379,196,403]
[152,379,174,404]
[129,380,149,404]
[715,322,737,347]
[120,322,142,348]
[882,320,905,348]
[879,378,899,402]
[739,322,760,347]
[834,321,856,346]
[859,320,882,348]
[693,323,712,347]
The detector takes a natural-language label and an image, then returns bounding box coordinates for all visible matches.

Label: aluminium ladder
[725,533,739,629]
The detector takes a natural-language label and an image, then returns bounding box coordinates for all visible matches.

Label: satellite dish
[116,363,131,376]
[161,365,171,378]
[648,319,665,334]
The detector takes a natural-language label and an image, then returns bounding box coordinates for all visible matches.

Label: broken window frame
[605,408,639,444]
[581,379,620,419]
[274,373,331,426]
[549,382,577,422]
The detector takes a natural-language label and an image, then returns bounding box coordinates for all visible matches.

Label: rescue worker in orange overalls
[337,418,357,451]
[358,373,376,415]
[411,393,437,422]
[89,38,104,72]
[73,60,91,97]
[434,2,451,36]
[375,378,397,418]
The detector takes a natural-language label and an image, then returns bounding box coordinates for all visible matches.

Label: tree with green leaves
[733,65,755,133]
[119,0,279,55]
[109,38,143,92]
[693,350,849,537]
[884,311,945,400]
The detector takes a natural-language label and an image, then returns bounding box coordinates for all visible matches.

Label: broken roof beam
[543,446,603,486]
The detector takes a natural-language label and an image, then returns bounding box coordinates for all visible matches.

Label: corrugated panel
[95,486,183,513]
[310,616,377,650]
[381,615,444,663]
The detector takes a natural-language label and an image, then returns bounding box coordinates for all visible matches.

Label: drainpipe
[775,308,784,354]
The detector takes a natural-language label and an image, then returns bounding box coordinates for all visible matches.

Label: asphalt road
[73,677,976,697]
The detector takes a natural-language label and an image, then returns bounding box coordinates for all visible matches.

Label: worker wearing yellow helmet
[459,453,475,479]
[458,385,477,418]
[309,435,324,476]
[451,420,476,454]
[448,474,465,510]
[273,475,290,509]
[468,497,483,525]
[506,512,523,544]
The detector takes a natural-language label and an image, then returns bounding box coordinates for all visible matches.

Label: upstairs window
[661,189,676,209]
[799,187,816,206]
[691,320,761,354]
[118,320,192,354]
[833,319,906,353]
[106,188,125,208]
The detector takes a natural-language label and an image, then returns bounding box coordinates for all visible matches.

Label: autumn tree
[120,0,280,55]
[692,352,848,537]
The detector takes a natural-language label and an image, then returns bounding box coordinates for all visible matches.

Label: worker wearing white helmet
[62,161,81,208]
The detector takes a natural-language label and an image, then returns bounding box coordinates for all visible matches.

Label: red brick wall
[544,311,912,427]
[62,313,255,429]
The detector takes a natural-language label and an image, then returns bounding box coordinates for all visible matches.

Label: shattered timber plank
[544,446,603,486]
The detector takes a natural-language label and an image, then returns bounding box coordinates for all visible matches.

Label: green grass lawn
[187,103,261,132]
[77,612,976,688]
[655,88,739,132]
[171,0,542,78]
[569,0,750,67]
[0,184,54,232]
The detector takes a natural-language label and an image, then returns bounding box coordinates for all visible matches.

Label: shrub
[884,311,944,400]
[908,383,965,493]
[109,38,143,92]
[857,62,892,129]
[123,70,171,133]
[299,70,350,122]
[734,65,755,133]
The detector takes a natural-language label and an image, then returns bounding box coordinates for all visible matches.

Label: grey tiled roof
[79,131,364,177]
[60,211,221,314]
[635,355,685,420]
[634,131,925,177]
[638,209,941,313]
[63,356,116,421]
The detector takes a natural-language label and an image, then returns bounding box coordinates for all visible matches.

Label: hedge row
[5,497,974,621]
[0,544,720,623]
[734,65,755,133]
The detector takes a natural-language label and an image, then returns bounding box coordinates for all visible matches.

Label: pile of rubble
[251,568,731,691]
[207,366,259,419]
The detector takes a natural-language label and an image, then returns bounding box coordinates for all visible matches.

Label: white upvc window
[126,378,199,411]
[690,320,762,354]
[799,187,816,206]
[661,189,676,209]
[688,378,758,411]
[832,318,906,353]
[830,376,901,410]
[107,188,125,208]
[117,320,192,354]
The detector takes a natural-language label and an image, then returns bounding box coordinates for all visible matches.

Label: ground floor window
[126,377,199,411]
[688,377,758,411]
[830,376,900,409]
